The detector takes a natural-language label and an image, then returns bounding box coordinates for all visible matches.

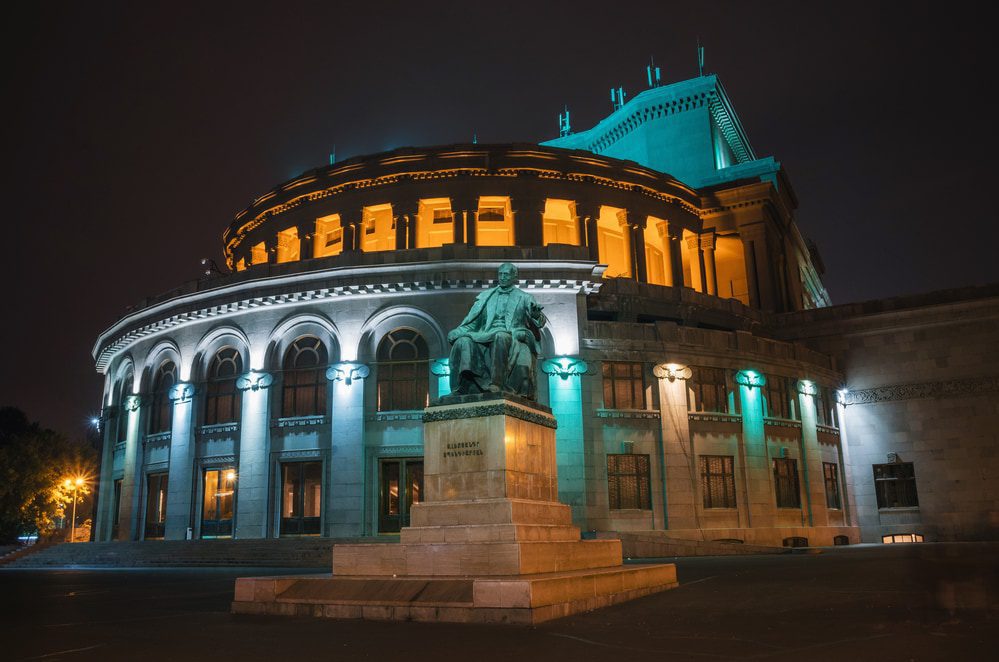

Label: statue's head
[497,263,518,288]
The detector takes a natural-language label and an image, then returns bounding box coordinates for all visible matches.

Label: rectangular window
[607,454,651,510]
[689,367,728,413]
[873,462,919,508]
[823,462,841,509]
[144,472,168,539]
[475,197,514,246]
[111,478,123,539]
[280,462,322,536]
[602,362,647,409]
[764,375,793,420]
[773,458,801,508]
[201,467,236,538]
[699,455,737,508]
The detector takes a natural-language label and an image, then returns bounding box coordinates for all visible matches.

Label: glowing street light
[63,476,86,543]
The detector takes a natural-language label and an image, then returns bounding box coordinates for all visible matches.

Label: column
[796,381,823,527]
[265,238,278,265]
[653,363,696,531]
[115,395,144,541]
[451,196,477,245]
[835,395,856,529]
[701,232,718,295]
[667,223,685,288]
[327,362,368,537]
[394,203,418,249]
[341,209,362,252]
[234,370,273,539]
[630,216,647,283]
[577,202,600,261]
[735,370,772,529]
[164,383,196,540]
[513,194,545,247]
[297,224,314,260]
[541,357,589,524]
[654,222,674,287]
[740,223,776,310]
[94,405,117,541]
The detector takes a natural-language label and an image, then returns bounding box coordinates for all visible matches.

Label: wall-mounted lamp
[541,357,589,380]
[326,362,370,386]
[168,382,196,404]
[653,363,692,382]
[236,370,273,392]
[734,370,766,389]
[796,379,817,397]
[836,388,850,405]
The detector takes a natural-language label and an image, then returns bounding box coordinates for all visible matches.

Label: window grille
[281,337,328,417]
[689,366,728,413]
[699,455,737,508]
[823,462,841,509]
[602,362,647,409]
[148,361,176,434]
[773,457,801,508]
[764,374,793,419]
[376,329,429,411]
[204,347,242,425]
[607,454,651,510]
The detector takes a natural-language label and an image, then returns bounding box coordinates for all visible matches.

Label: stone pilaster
[700,232,718,296]
[653,363,695,530]
[326,362,369,537]
[94,404,117,541]
[735,370,771,528]
[576,202,600,262]
[513,195,545,247]
[542,357,589,524]
[115,394,144,541]
[164,383,196,540]
[795,380,822,527]
[234,370,273,539]
[686,235,706,293]
[666,223,685,288]
[630,217,647,283]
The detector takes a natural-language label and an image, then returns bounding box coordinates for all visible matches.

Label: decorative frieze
[842,375,999,405]
[366,411,424,422]
[595,408,662,420]
[764,418,802,429]
[688,412,742,424]
[272,415,328,428]
[198,422,239,436]
[143,431,172,446]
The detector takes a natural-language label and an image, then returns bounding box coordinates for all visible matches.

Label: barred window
[282,337,328,417]
[376,329,429,411]
[602,362,647,409]
[764,374,794,420]
[699,455,736,508]
[689,367,728,413]
[148,360,177,435]
[204,348,242,425]
[873,462,919,508]
[823,462,841,509]
[773,458,801,508]
[607,454,651,510]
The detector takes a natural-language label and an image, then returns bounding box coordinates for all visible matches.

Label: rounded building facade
[92,142,856,547]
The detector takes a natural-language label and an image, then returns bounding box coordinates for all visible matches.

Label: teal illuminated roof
[542,74,779,189]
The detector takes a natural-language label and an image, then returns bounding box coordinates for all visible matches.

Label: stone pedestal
[233,395,677,624]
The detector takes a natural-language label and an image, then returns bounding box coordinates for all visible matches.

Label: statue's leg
[504,339,536,398]
[450,336,474,394]
[490,332,513,392]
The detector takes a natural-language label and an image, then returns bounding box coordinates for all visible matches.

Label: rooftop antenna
[472,132,478,144]
[558,106,572,137]
[697,38,705,77]
[611,86,626,111]
[646,57,662,88]
[329,145,336,165]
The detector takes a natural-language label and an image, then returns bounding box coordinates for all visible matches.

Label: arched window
[282,337,328,417]
[115,371,133,444]
[376,329,429,411]
[204,348,242,425]
[148,360,177,434]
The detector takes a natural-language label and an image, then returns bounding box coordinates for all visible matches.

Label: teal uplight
[796,379,817,397]
[325,362,370,386]
[431,358,451,396]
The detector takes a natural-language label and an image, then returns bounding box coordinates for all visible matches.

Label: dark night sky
[3,1,998,440]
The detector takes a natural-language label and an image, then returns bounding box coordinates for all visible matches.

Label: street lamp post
[64,477,85,543]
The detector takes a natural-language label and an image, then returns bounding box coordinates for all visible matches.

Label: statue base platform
[232,396,677,624]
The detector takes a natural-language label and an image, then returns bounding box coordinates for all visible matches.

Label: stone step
[597,531,788,557]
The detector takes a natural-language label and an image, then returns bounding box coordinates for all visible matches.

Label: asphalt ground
[1,543,996,661]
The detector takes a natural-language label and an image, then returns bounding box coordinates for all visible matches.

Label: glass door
[378,458,423,533]
[201,467,235,538]
[143,472,168,539]
[280,462,322,535]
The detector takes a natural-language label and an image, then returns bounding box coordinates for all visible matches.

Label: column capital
[236,370,273,392]
[734,370,766,388]
[652,363,691,382]
[123,394,144,412]
[699,232,717,251]
[326,362,370,385]
[168,382,196,404]
[541,356,589,380]
[795,379,818,396]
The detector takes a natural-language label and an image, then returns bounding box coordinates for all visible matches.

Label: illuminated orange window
[542,199,579,246]
[597,206,631,278]
[314,214,343,258]
[416,198,454,248]
[251,241,268,266]
[476,196,514,246]
[276,227,300,264]
[235,258,247,272]
[360,204,396,252]
[644,217,670,286]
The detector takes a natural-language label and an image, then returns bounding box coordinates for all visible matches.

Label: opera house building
[91,73,999,550]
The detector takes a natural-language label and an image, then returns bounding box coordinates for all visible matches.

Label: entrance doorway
[280,461,322,535]
[378,458,423,533]
[143,472,168,539]
[201,467,235,538]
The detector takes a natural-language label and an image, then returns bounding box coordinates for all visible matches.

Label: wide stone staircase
[3,537,398,569]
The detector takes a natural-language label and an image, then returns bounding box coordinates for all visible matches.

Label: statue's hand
[446,328,460,344]
[514,329,532,344]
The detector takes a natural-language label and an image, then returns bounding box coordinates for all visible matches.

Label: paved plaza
[2,543,996,661]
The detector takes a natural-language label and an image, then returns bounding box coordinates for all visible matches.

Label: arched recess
[139,340,183,393]
[356,306,447,364]
[265,313,340,420]
[191,325,252,383]
[264,313,341,372]
[141,341,182,435]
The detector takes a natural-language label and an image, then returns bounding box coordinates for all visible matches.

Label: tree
[0,407,97,543]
